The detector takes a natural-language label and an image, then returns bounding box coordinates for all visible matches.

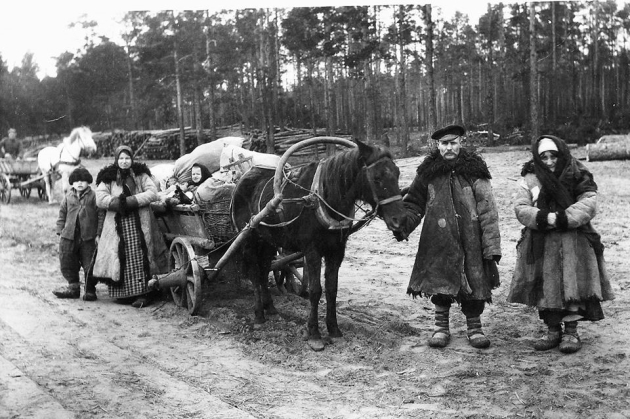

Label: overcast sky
[2,0,494,79]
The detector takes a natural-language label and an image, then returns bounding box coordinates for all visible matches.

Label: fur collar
[96,162,152,185]
[417,148,491,181]
[521,160,536,176]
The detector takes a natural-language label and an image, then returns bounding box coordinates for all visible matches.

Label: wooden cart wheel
[0,174,11,204]
[168,237,203,315]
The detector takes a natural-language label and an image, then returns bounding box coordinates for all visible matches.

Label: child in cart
[52,167,104,300]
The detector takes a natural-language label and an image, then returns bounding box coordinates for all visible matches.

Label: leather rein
[260,156,402,232]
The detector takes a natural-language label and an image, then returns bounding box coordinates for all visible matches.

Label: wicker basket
[199,199,237,243]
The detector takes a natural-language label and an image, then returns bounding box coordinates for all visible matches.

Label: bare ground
[1,149,629,419]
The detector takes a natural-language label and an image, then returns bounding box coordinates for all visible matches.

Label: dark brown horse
[231,139,406,351]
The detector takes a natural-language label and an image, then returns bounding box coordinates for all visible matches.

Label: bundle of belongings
[151,137,284,210]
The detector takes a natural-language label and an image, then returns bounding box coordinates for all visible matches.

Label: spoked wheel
[168,237,203,315]
[0,174,11,204]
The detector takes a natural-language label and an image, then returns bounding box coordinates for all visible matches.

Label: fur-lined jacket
[402,149,502,301]
[92,163,168,282]
[507,157,614,317]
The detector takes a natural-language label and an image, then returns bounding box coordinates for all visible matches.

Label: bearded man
[397,125,502,349]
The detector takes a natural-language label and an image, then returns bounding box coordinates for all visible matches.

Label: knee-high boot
[428,305,450,348]
[83,275,98,301]
[466,316,491,349]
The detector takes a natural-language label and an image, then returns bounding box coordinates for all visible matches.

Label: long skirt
[108,213,151,299]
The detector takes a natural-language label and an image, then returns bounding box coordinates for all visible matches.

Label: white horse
[37,126,97,204]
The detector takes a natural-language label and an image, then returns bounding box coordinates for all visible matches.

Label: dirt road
[1,150,629,418]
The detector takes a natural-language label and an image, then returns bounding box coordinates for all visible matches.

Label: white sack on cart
[173,137,244,184]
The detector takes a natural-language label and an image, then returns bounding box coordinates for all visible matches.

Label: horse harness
[259,156,402,232]
[51,134,84,172]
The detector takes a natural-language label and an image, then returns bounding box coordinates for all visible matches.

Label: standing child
[508,135,615,353]
[52,167,103,300]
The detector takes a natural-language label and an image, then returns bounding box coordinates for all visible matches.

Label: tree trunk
[529,3,539,143]
[486,3,495,146]
[125,43,136,130]
[586,140,630,161]
[174,44,186,156]
[550,1,557,124]
[204,11,217,142]
[398,6,410,155]
[308,60,317,136]
[424,5,437,137]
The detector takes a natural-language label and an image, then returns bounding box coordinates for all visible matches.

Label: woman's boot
[428,305,450,348]
[533,324,562,351]
[559,321,582,354]
[83,275,97,301]
[466,316,491,348]
[53,282,80,299]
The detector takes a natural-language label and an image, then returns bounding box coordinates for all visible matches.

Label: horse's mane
[321,144,390,207]
[65,126,91,144]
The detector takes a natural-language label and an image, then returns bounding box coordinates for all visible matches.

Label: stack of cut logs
[270,129,352,163]
[92,125,352,161]
[93,125,245,159]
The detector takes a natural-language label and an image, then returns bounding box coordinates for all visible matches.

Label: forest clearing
[1,146,629,419]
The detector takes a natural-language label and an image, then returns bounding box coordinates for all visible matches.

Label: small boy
[52,167,103,300]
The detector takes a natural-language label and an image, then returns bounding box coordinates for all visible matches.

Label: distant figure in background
[53,167,103,300]
[92,146,168,308]
[0,128,23,159]
[508,135,614,354]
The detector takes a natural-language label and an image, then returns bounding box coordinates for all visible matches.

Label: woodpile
[92,125,352,162]
[267,128,352,163]
[586,135,630,162]
[93,124,247,160]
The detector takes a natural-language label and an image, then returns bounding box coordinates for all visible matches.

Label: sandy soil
[1,149,629,419]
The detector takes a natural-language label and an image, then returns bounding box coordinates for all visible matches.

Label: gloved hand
[125,196,139,211]
[109,197,121,212]
[484,258,500,286]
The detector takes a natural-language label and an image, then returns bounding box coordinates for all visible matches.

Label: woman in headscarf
[508,135,614,353]
[92,146,168,307]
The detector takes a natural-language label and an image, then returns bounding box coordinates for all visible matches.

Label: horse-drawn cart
[148,137,407,351]
[0,158,47,204]
[151,200,305,315]
[146,139,355,315]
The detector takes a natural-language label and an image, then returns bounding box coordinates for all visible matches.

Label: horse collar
[57,142,81,167]
[311,161,355,230]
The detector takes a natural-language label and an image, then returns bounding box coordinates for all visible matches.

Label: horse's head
[356,139,406,233]
[69,126,97,157]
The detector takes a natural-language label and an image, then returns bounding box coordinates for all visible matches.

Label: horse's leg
[298,265,309,299]
[60,171,69,197]
[242,241,266,324]
[258,243,278,315]
[304,248,324,350]
[324,246,346,338]
[44,172,54,204]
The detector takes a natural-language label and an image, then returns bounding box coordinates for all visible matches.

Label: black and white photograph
[1,1,629,417]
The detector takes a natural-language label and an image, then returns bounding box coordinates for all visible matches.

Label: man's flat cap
[431,124,466,140]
